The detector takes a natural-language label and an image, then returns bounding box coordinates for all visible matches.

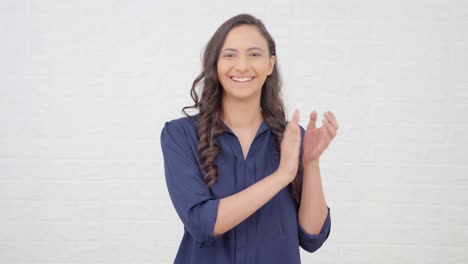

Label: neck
[220,95,263,130]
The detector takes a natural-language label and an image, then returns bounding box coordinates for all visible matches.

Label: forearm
[298,160,328,235]
[213,171,288,236]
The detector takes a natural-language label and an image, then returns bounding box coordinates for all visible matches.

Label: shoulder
[163,114,197,132]
[161,114,199,144]
[160,115,202,166]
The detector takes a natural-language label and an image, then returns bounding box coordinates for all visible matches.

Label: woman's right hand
[275,109,302,185]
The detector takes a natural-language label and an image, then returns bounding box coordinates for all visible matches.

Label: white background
[1,0,467,263]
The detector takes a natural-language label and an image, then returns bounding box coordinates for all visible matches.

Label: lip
[230,76,255,83]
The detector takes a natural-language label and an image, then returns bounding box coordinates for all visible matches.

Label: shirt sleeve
[298,206,331,252]
[160,120,223,248]
[297,125,332,252]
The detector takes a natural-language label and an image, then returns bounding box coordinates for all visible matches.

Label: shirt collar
[221,119,270,138]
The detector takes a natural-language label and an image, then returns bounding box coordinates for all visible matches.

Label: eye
[250,53,261,57]
[223,53,235,58]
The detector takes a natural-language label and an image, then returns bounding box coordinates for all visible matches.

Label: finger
[322,118,337,137]
[324,111,339,130]
[307,110,317,130]
[293,109,301,139]
[285,110,299,138]
[292,109,300,125]
[287,109,299,135]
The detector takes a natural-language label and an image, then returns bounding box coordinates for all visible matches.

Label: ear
[268,55,276,75]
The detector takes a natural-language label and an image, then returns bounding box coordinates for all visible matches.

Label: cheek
[217,63,229,76]
[252,61,271,74]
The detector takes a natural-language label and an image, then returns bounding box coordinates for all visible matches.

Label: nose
[234,54,250,72]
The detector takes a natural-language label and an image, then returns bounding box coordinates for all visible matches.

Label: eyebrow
[221,47,264,52]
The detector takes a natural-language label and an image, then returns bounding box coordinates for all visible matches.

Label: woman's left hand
[303,111,339,165]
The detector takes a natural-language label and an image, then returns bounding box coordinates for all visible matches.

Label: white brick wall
[1,0,467,263]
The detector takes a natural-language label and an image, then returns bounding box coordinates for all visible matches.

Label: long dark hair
[182,13,303,207]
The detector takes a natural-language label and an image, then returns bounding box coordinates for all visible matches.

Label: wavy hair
[182,13,304,207]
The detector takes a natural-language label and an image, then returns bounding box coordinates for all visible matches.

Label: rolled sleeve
[298,206,331,252]
[160,121,222,247]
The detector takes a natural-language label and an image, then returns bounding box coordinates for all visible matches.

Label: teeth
[231,77,254,82]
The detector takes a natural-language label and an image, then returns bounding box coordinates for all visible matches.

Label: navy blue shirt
[160,115,331,264]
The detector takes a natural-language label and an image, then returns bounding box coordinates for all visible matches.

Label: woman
[160,13,339,264]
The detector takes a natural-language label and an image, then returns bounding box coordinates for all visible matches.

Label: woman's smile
[230,76,255,83]
[217,24,276,99]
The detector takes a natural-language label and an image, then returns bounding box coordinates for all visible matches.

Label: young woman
[160,13,339,264]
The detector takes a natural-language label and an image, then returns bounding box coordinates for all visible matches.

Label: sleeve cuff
[298,206,331,252]
[200,198,222,248]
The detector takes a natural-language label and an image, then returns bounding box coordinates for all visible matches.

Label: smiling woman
[217,25,276,102]
[160,13,332,264]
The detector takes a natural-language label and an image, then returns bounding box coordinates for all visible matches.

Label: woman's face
[217,25,276,101]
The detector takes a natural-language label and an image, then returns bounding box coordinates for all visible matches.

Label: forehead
[221,25,268,50]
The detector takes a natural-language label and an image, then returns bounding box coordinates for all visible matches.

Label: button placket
[227,124,270,264]
[235,159,247,264]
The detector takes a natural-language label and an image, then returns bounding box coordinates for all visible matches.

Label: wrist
[272,169,291,188]
[304,159,320,168]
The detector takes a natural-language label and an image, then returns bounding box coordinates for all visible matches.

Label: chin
[224,88,261,100]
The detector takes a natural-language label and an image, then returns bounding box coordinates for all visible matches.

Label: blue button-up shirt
[160,115,331,264]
